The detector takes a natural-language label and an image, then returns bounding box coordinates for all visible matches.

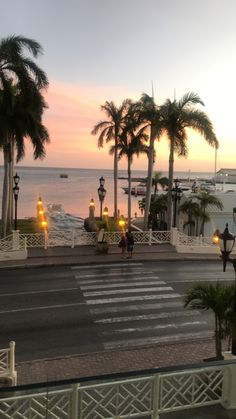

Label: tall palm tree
[196,191,223,236]
[111,125,148,228]
[160,92,218,230]
[184,282,234,359]
[0,35,49,236]
[0,80,49,235]
[91,100,131,221]
[136,94,163,230]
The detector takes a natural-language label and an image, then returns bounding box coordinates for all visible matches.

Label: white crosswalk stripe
[72,263,213,349]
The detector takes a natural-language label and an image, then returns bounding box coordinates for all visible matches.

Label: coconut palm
[0,35,49,236]
[111,125,148,228]
[196,191,223,236]
[178,198,200,236]
[184,282,234,359]
[91,100,132,221]
[160,92,218,230]
[0,80,49,235]
[136,94,163,230]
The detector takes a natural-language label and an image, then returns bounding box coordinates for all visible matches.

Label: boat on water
[60,173,68,178]
[122,186,147,196]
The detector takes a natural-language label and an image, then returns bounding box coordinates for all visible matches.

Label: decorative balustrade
[0,235,13,252]
[0,342,17,386]
[0,363,230,418]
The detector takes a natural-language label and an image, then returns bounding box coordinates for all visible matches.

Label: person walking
[126,230,134,259]
[118,233,127,258]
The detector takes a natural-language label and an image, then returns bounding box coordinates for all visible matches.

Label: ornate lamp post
[218,223,236,355]
[13,173,20,230]
[171,178,183,228]
[97,176,106,220]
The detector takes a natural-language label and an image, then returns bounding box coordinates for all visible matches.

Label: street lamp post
[97,176,106,220]
[171,178,183,228]
[218,223,236,355]
[13,173,20,231]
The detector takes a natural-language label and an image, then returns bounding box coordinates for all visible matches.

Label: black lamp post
[97,176,106,220]
[171,178,183,227]
[13,173,20,230]
[218,223,236,355]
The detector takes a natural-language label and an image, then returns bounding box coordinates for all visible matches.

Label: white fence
[0,363,232,418]
[0,229,226,254]
[0,342,17,386]
[0,230,171,250]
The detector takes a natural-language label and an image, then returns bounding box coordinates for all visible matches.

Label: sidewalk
[0,243,221,270]
[0,244,223,388]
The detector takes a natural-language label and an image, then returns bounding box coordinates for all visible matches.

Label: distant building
[215,168,236,184]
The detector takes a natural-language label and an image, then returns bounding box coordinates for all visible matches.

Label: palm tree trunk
[1,144,10,237]
[113,137,118,221]
[167,137,175,230]
[215,316,223,359]
[143,127,155,230]
[7,140,14,231]
[127,157,131,229]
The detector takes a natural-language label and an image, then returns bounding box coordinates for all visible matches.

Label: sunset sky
[1,0,236,173]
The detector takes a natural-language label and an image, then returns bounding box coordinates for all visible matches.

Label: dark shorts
[127,244,133,252]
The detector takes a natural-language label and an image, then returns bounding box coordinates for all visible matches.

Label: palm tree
[0,80,49,235]
[196,191,223,236]
[152,171,168,198]
[0,35,49,236]
[160,92,218,230]
[178,198,200,236]
[91,100,131,221]
[184,282,234,359]
[136,94,163,230]
[111,124,148,228]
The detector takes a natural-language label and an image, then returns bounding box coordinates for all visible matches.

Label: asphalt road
[0,260,233,362]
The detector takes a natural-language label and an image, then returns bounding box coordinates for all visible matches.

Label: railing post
[12,230,20,250]
[72,383,79,418]
[71,229,75,248]
[170,227,178,246]
[199,234,203,246]
[152,373,160,419]
[149,228,152,246]
[222,364,236,409]
[9,341,17,385]
[44,231,48,250]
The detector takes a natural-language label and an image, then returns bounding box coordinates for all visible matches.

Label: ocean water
[0,166,214,220]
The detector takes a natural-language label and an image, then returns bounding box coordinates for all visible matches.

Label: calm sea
[0,166,214,219]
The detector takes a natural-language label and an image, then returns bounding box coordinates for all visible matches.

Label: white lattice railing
[1,230,171,250]
[0,342,17,386]
[0,364,229,418]
[177,232,217,247]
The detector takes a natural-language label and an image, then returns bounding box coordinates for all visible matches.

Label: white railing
[0,342,17,386]
[0,363,230,418]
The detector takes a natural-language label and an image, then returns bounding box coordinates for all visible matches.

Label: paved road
[0,261,233,361]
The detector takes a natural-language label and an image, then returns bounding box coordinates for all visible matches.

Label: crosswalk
[71,262,213,350]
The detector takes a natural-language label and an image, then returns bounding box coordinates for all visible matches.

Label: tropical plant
[91,100,132,221]
[0,35,49,237]
[160,92,219,230]
[178,198,200,236]
[196,191,223,236]
[184,282,234,359]
[135,94,163,230]
[111,124,148,228]
[152,171,168,198]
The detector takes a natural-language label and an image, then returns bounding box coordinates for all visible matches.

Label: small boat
[122,186,147,196]
[60,173,68,178]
